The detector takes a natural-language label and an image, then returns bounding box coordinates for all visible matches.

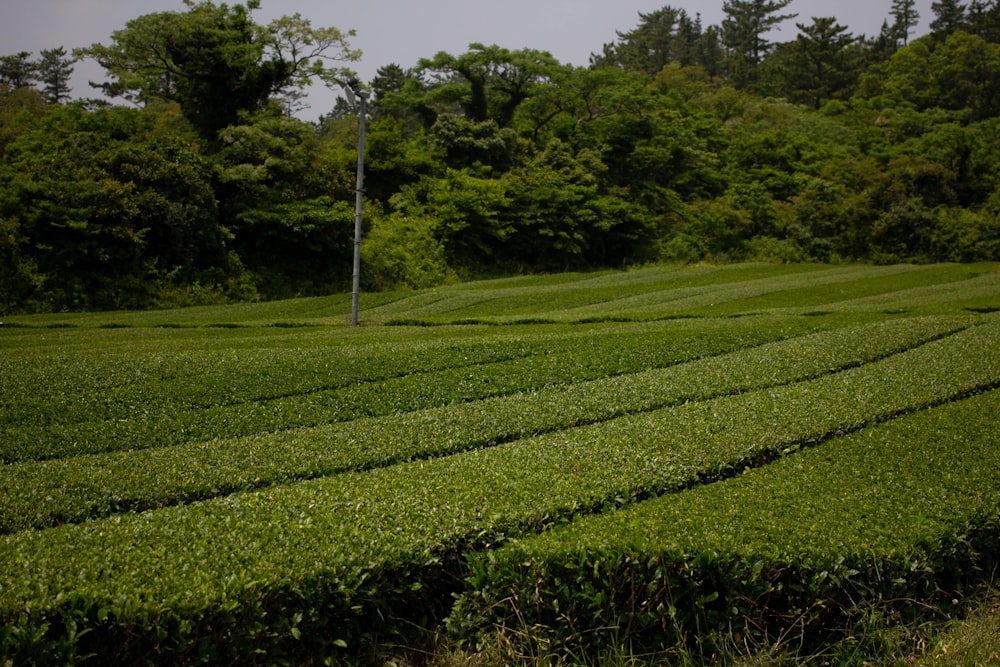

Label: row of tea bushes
[822,267,1000,314]
[0,316,817,463]
[563,264,927,320]
[362,263,740,322]
[1,319,997,663]
[0,330,539,429]
[377,264,999,325]
[372,264,920,323]
[0,315,973,532]
[455,388,1000,660]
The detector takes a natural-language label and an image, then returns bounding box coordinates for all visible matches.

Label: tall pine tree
[786,17,859,108]
[37,47,75,104]
[931,0,968,39]
[890,0,922,45]
[722,0,797,88]
[0,52,37,90]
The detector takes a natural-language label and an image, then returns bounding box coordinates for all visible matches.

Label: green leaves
[464,386,1000,655]
[0,104,228,312]
[1,264,999,662]
[76,2,359,139]
[0,314,970,532]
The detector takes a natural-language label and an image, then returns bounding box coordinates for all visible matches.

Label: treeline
[1,0,999,314]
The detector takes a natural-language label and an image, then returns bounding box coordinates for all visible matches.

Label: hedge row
[378,264,971,323]
[0,329,536,429]
[1,318,997,663]
[362,263,798,322]
[575,264,928,319]
[0,315,973,533]
[455,388,1000,660]
[712,264,997,314]
[0,316,818,463]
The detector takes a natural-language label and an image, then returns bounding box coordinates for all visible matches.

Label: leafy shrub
[1,319,998,662]
[361,210,450,290]
[454,389,1000,660]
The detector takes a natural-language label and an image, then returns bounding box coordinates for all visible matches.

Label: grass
[388,591,1000,666]
[918,592,1000,666]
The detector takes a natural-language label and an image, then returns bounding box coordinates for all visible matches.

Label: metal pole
[351,91,367,327]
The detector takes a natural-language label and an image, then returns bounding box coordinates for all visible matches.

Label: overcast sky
[3,0,933,121]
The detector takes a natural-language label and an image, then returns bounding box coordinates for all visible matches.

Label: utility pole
[341,79,368,327]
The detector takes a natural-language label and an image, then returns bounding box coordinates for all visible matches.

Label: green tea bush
[455,389,1000,661]
[367,263,997,324]
[0,315,971,532]
[1,319,997,663]
[1,264,997,663]
[0,316,814,462]
[367,263,822,323]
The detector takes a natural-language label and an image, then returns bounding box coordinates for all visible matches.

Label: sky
[3,0,934,121]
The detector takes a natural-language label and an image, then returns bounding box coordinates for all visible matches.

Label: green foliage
[215,109,355,296]
[503,139,606,265]
[416,44,567,127]
[767,17,862,109]
[722,0,798,88]
[0,52,37,89]
[594,7,716,74]
[891,0,922,46]
[36,47,76,104]
[0,263,999,663]
[394,167,513,267]
[454,385,1000,660]
[4,1,1000,313]
[0,306,810,464]
[859,31,1000,122]
[75,0,359,140]
[429,114,519,171]
[361,210,449,290]
[0,104,236,312]
[0,312,975,534]
[363,115,439,201]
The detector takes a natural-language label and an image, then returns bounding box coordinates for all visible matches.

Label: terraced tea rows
[0,262,997,664]
[460,389,1000,658]
[2,317,818,462]
[0,315,974,533]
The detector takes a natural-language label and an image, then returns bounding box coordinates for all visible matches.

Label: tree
[503,139,602,264]
[0,52,37,90]
[368,64,438,130]
[428,114,518,172]
[722,0,797,88]
[214,108,353,295]
[36,47,76,104]
[593,6,686,73]
[967,0,1000,41]
[780,17,860,108]
[594,8,723,75]
[890,0,922,46]
[867,20,902,62]
[392,168,513,266]
[504,138,657,267]
[930,0,968,39]
[77,0,359,141]
[858,31,1000,120]
[416,44,567,128]
[931,30,1000,121]
[0,84,47,154]
[0,104,234,311]
[674,13,708,68]
[697,24,728,78]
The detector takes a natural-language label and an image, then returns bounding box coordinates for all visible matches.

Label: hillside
[2,262,999,664]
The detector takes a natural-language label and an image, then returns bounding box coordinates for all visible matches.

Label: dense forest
[1,0,999,314]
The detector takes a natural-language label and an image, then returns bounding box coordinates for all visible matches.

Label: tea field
[1,262,999,664]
